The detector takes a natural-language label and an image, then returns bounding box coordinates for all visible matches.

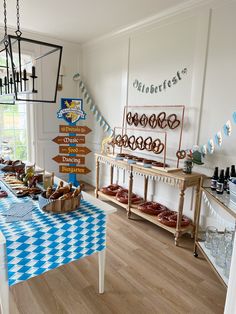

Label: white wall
[24,32,81,179]
[79,0,236,229]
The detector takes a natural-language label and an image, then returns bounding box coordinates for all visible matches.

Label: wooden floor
[10,188,226,314]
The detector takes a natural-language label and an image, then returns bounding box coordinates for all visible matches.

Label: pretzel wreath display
[113,134,165,154]
[126,111,180,130]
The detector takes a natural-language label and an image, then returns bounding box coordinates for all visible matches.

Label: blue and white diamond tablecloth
[0,180,106,286]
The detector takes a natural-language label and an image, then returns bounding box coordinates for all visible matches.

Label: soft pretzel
[136,136,145,150]
[133,113,139,126]
[144,137,153,151]
[115,134,123,147]
[152,139,165,154]
[176,150,186,159]
[126,112,133,125]
[101,184,123,196]
[157,210,191,227]
[157,112,168,129]
[139,114,148,127]
[128,135,137,150]
[138,202,168,215]
[116,189,142,204]
[121,134,129,148]
[149,114,157,128]
[167,114,180,129]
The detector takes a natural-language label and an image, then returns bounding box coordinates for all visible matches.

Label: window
[0,53,32,161]
[0,103,28,160]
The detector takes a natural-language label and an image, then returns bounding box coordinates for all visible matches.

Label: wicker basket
[38,191,81,213]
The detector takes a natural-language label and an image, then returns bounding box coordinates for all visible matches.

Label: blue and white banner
[73,73,114,136]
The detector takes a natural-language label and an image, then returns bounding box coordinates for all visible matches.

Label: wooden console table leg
[193,179,201,239]
[144,176,148,202]
[193,181,203,257]
[175,186,185,246]
[95,157,100,198]
[110,165,114,185]
[127,171,133,219]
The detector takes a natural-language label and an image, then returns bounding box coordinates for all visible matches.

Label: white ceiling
[0,0,191,44]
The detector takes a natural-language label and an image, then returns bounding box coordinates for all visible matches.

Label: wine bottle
[216,169,224,194]
[211,167,219,190]
[224,167,230,193]
[230,165,236,180]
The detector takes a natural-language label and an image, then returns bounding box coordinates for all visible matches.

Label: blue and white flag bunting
[73,73,114,136]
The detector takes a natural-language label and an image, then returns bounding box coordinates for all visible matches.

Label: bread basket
[38,190,82,213]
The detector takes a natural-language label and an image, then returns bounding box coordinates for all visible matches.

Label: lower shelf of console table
[97,190,194,238]
[95,153,202,246]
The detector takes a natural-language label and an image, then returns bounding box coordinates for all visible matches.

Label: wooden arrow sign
[53,136,85,145]
[59,165,91,174]
[53,155,85,164]
[59,146,91,155]
[59,125,92,134]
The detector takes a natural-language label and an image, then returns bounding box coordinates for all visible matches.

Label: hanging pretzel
[152,139,165,154]
[167,114,180,129]
[133,113,139,126]
[136,136,145,150]
[139,114,148,127]
[115,134,123,147]
[149,114,157,128]
[121,134,129,147]
[157,112,168,129]
[126,112,133,125]
[144,136,153,151]
[128,135,137,150]
[176,150,186,159]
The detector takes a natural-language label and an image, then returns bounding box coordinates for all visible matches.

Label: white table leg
[98,249,106,294]
[0,232,9,314]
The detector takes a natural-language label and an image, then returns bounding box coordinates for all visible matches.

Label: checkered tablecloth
[0,179,106,286]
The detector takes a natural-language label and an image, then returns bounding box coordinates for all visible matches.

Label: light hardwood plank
[9,184,226,314]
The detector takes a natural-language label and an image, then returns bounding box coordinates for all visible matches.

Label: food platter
[0,174,43,198]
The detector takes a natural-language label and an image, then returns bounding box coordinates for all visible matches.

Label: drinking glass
[205,226,218,249]
[211,233,224,258]
[224,227,235,243]
[224,242,233,278]
[215,236,226,268]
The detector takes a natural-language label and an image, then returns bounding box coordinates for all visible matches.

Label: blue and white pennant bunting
[73,73,114,136]
[194,112,235,156]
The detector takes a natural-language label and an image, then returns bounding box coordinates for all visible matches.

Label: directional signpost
[52,155,85,164]
[53,136,85,145]
[53,98,91,186]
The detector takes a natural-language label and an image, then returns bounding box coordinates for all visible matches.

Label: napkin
[2,202,34,221]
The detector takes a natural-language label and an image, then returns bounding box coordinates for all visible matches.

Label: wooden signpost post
[53,98,91,186]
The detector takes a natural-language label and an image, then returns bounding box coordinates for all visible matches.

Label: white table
[0,190,116,314]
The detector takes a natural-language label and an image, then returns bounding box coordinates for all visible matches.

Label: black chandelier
[0,0,63,104]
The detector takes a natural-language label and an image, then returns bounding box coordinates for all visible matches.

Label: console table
[95,153,202,246]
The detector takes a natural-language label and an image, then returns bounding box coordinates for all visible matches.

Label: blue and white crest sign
[57,98,86,124]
